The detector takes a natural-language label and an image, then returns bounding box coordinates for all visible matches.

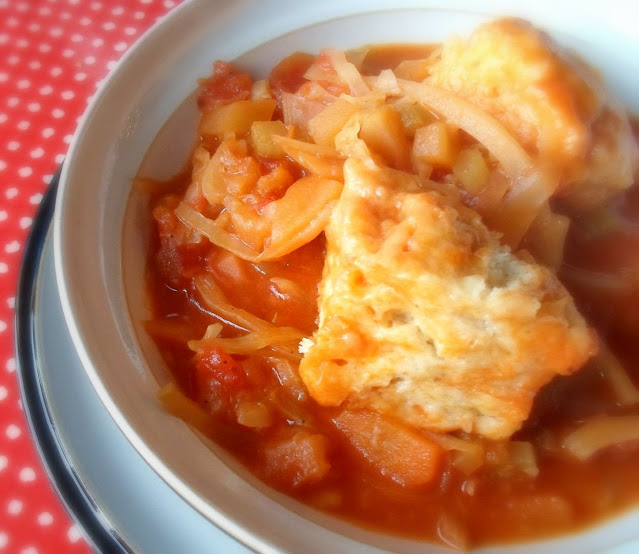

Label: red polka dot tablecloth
[0,1,184,552]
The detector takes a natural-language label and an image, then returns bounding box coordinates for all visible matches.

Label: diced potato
[308,98,358,146]
[250,120,288,158]
[393,101,433,137]
[521,204,570,269]
[236,400,273,428]
[199,99,277,138]
[412,121,457,167]
[333,409,443,487]
[359,105,412,171]
[453,147,490,194]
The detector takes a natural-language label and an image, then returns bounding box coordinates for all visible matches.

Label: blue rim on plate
[14,167,131,554]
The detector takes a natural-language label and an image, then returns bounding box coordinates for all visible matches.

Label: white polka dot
[18,167,33,178]
[75,72,87,82]
[0,72,8,83]
[39,85,53,96]
[67,525,82,543]
[28,22,41,32]
[28,60,42,70]
[63,134,73,144]
[39,5,52,15]
[16,38,30,48]
[103,21,116,31]
[124,26,137,36]
[30,147,44,159]
[7,141,20,151]
[50,66,63,77]
[0,532,8,549]
[37,512,54,526]
[0,321,7,334]
[0,455,8,472]
[6,16,18,27]
[0,210,7,221]
[7,297,15,309]
[114,41,128,52]
[5,241,20,254]
[17,120,30,130]
[19,467,36,482]
[60,11,71,20]
[107,60,117,70]
[21,546,38,554]
[0,386,7,401]
[133,10,145,19]
[17,79,31,90]
[43,174,53,184]
[7,97,19,108]
[112,6,124,15]
[27,102,41,113]
[68,0,80,4]
[0,33,8,45]
[7,54,19,65]
[6,358,16,373]
[42,128,55,138]
[30,193,43,205]
[92,37,104,47]
[52,108,65,118]
[55,154,65,164]
[0,114,6,124]
[80,16,91,26]
[0,161,6,172]
[62,48,75,58]
[49,27,63,38]
[84,55,96,65]
[6,424,21,440]
[20,217,33,230]
[7,499,23,515]
[164,0,176,7]
[0,262,8,274]
[71,33,83,43]
[140,0,152,4]
[61,90,75,100]
[91,1,103,9]
[38,43,52,53]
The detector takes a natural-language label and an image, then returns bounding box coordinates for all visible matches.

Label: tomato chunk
[198,60,253,110]
[193,346,247,415]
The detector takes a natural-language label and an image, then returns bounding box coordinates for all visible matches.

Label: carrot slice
[333,409,443,487]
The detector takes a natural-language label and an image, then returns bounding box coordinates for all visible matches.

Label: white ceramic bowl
[54,0,639,552]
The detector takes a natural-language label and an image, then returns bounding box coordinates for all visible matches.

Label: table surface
[0,1,185,552]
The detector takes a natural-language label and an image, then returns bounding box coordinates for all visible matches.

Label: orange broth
[144,44,639,548]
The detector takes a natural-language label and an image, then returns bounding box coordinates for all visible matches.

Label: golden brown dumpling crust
[426,17,638,212]
[299,158,597,439]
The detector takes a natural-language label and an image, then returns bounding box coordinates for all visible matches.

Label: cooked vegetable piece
[412,121,456,167]
[333,410,443,487]
[260,430,331,488]
[563,415,639,460]
[359,105,412,171]
[249,120,288,158]
[199,99,277,138]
